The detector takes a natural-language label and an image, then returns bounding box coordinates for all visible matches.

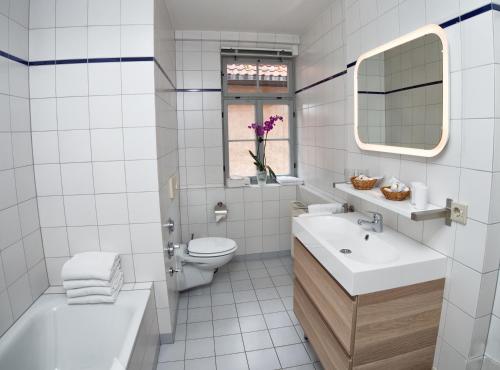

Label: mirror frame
[354,24,450,157]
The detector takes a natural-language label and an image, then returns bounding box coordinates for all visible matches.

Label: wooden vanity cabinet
[293,238,444,370]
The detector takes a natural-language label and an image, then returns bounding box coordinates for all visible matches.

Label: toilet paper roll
[411,182,428,210]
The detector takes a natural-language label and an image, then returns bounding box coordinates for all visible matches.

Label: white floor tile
[213,317,241,336]
[260,299,286,314]
[185,337,215,359]
[212,304,237,320]
[215,333,245,355]
[275,343,311,368]
[270,326,301,347]
[156,361,184,370]
[216,353,249,370]
[234,289,258,303]
[239,314,268,333]
[237,301,262,317]
[256,287,279,300]
[187,307,212,323]
[186,321,213,340]
[264,311,293,329]
[242,330,274,351]
[158,341,185,362]
[211,292,235,306]
[246,348,281,370]
[185,357,215,370]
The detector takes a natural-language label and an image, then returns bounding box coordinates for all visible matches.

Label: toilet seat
[188,237,237,258]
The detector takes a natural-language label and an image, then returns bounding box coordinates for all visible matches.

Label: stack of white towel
[61,252,123,305]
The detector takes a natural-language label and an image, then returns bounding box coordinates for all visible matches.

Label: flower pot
[256,170,267,185]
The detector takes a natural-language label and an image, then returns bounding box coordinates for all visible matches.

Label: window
[222,56,295,181]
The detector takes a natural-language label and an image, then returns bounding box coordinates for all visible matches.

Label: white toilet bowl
[175,237,238,291]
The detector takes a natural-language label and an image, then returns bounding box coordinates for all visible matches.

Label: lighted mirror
[354,25,449,157]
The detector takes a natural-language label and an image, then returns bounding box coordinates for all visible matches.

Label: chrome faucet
[357,212,383,233]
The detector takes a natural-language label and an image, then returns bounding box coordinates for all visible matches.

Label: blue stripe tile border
[294,70,347,94]
[0,50,28,66]
[296,3,500,94]
[358,80,443,95]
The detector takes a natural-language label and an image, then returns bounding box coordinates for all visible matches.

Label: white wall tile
[125,160,159,192]
[88,63,122,96]
[37,196,66,227]
[58,130,92,163]
[127,192,161,223]
[57,97,89,130]
[99,224,132,254]
[64,194,97,226]
[89,95,122,129]
[95,193,129,225]
[121,25,154,57]
[121,61,154,94]
[88,0,120,25]
[29,29,55,61]
[90,129,124,161]
[34,164,62,196]
[61,162,94,195]
[88,26,120,58]
[55,0,87,27]
[55,64,88,97]
[121,0,154,25]
[30,0,55,29]
[41,227,69,257]
[123,127,157,160]
[32,131,59,164]
[30,98,57,131]
[133,252,165,282]
[130,223,162,253]
[67,225,100,254]
[122,94,155,127]
[55,27,87,60]
[92,161,126,193]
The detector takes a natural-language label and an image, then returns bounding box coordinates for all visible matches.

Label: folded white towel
[66,271,123,298]
[62,252,120,282]
[67,280,122,305]
[276,176,304,185]
[110,358,125,370]
[308,203,343,214]
[62,264,121,290]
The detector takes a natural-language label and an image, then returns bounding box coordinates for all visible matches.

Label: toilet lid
[188,237,237,256]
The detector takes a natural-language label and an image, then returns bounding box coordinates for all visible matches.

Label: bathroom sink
[292,212,446,295]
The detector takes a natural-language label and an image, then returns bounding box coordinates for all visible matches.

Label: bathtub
[0,288,159,370]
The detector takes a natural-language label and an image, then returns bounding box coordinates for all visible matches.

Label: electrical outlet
[450,201,467,225]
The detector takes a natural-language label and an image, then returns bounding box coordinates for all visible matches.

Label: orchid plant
[248,115,284,180]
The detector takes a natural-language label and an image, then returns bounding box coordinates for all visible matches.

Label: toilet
[175,237,238,291]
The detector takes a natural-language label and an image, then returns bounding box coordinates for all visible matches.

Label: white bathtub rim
[0,289,151,370]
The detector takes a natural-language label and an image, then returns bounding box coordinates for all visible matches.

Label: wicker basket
[351,176,377,190]
[381,186,411,201]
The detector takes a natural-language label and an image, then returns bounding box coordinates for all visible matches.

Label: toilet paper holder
[214,202,228,223]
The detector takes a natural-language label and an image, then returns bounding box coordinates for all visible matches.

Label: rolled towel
[62,264,121,290]
[276,176,304,185]
[308,203,343,214]
[67,279,122,305]
[62,252,120,282]
[66,271,123,298]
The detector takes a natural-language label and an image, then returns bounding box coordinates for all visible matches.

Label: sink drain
[339,248,352,254]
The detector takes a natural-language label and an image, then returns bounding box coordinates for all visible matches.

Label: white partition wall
[0,0,48,338]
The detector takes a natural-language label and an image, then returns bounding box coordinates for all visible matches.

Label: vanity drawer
[293,238,356,353]
[294,280,352,370]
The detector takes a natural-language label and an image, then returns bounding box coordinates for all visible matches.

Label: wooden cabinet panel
[353,279,444,367]
[294,280,352,370]
[293,239,356,354]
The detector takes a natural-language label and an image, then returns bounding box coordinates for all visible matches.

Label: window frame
[222,56,296,183]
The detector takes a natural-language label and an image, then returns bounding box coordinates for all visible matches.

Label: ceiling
[164,0,332,35]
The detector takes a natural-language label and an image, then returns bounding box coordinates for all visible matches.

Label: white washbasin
[292,212,447,295]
